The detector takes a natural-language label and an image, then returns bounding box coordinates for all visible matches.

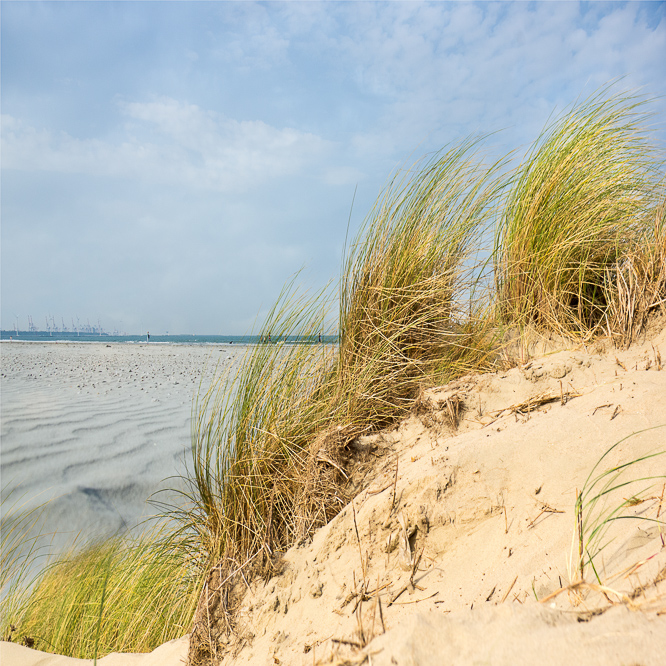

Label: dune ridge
[3,324,665,665]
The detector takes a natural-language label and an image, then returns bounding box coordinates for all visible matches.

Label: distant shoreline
[0,331,338,345]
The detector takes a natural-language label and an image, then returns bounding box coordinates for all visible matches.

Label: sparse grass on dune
[540,428,666,614]
[2,524,203,658]
[574,427,666,584]
[495,87,664,340]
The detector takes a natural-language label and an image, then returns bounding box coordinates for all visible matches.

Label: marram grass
[185,140,508,663]
[495,86,663,340]
[334,138,506,429]
[179,280,337,571]
[575,426,666,583]
[1,524,203,658]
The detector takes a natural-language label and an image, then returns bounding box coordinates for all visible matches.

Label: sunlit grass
[495,86,663,340]
[334,138,505,429]
[1,489,53,633]
[2,523,203,658]
[185,139,507,662]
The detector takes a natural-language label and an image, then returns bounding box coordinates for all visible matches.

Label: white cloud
[2,1,664,334]
[1,98,332,192]
[208,3,290,69]
[328,2,665,161]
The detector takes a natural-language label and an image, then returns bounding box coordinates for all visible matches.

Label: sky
[2,1,665,335]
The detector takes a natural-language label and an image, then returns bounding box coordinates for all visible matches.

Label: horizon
[0,328,339,339]
[2,1,665,335]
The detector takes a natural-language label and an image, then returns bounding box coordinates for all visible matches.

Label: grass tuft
[334,138,505,430]
[495,86,663,340]
[2,524,203,658]
[575,426,666,583]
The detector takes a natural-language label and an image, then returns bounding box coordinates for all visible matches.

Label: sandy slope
[2,326,665,665]
[214,324,666,665]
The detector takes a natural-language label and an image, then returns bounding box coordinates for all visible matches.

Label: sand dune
[210,326,666,665]
[2,328,665,665]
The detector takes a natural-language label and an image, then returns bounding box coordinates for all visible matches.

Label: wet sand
[1,342,242,546]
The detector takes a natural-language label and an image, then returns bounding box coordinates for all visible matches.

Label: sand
[1,342,243,548]
[2,327,665,665]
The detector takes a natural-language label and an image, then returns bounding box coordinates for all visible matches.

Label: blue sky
[2,1,665,334]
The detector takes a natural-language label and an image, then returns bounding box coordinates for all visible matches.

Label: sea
[0,330,337,345]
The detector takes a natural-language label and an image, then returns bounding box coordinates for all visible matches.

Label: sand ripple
[1,342,241,551]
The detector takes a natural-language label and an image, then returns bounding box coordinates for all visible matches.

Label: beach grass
[575,426,666,583]
[184,139,508,663]
[606,192,666,346]
[177,284,337,661]
[1,524,203,658]
[494,86,663,340]
[1,489,54,635]
[333,138,505,429]
[2,83,665,660]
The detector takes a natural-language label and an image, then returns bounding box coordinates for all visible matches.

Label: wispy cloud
[2,98,332,192]
[2,1,664,333]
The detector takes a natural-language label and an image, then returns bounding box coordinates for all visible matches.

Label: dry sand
[2,327,665,665]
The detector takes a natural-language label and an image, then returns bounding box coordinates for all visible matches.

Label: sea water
[0,331,337,345]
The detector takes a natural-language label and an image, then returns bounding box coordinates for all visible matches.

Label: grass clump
[185,140,506,663]
[495,87,664,340]
[2,525,203,658]
[606,193,666,346]
[333,138,505,429]
[190,284,338,558]
[181,284,339,661]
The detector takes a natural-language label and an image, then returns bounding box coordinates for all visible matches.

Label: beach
[1,342,243,548]
[3,326,666,665]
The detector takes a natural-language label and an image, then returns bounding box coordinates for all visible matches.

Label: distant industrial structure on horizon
[10,314,126,337]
